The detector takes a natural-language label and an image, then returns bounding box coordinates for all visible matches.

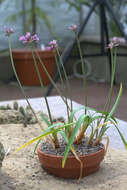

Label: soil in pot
[37,138,105,179]
[12,49,56,86]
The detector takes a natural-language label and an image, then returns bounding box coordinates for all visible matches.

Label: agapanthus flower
[107,42,114,49]
[19,32,39,44]
[4,26,14,36]
[107,36,121,49]
[31,34,39,42]
[49,40,58,50]
[112,36,126,45]
[111,37,120,47]
[68,24,77,32]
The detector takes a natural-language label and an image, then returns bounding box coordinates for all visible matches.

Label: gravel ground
[0,123,127,190]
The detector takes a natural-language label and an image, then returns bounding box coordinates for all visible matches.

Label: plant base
[37,145,105,179]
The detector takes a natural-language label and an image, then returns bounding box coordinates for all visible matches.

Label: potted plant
[6,0,56,86]
[5,25,126,179]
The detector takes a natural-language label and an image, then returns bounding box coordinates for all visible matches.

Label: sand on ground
[0,123,127,190]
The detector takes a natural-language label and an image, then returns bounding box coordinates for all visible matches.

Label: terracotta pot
[37,145,105,179]
[12,49,56,86]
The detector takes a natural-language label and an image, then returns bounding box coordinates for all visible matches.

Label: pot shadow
[38,157,127,189]
[0,169,29,190]
[0,169,17,190]
[77,158,127,188]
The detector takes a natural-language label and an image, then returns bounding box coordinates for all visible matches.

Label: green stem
[105,48,117,113]
[31,50,53,124]
[8,37,44,131]
[98,47,117,135]
[76,33,87,114]
[54,53,64,85]
[31,50,60,147]
[56,49,70,90]
[54,53,70,121]
[56,49,73,119]
[35,50,74,117]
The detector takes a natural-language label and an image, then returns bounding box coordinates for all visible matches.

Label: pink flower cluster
[68,24,77,32]
[107,37,122,49]
[19,32,39,44]
[49,40,58,49]
[4,26,14,36]
[5,25,125,52]
[46,40,58,51]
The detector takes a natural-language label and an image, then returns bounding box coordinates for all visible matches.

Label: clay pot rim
[37,144,105,159]
[12,48,54,54]
[12,48,55,59]
[12,48,53,52]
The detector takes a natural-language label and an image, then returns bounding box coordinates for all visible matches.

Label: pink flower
[68,24,77,31]
[49,40,58,50]
[107,36,121,49]
[45,46,52,51]
[31,34,39,42]
[19,32,39,44]
[107,42,114,49]
[4,26,14,36]
[111,37,120,47]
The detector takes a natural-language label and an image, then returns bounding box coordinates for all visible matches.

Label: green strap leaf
[34,139,41,154]
[62,114,87,167]
[114,124,127,149]
[99,126,110,138]
[106,83,122,121]
[69,106,85,123]
[59,131,69,143]
[40,113,50,127]
[12,122,73,154]
[59,130,83,179]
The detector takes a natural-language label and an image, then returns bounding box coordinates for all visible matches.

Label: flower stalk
[48,40,73,119]
[104,47,117,113]
[31,49,59,147]
[69,25,88,143]
[8,37,44,131]
[54,51,70,121]
[35,50,74,117]
[70,26,88,114]
[56,48,73,120]
[31,49,53,124]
